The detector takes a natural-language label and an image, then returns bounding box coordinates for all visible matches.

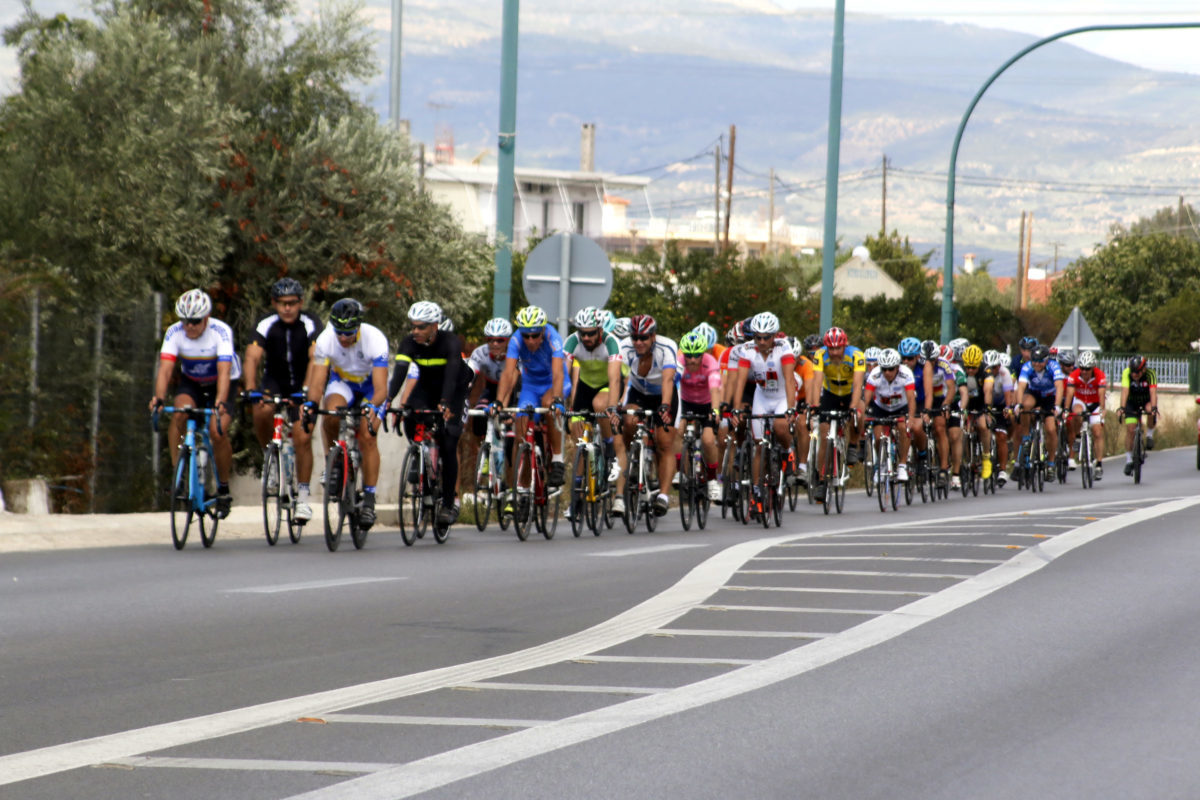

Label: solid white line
[101,756,392,773]
[655,628,829,639]
[722,585,933,597]
[454,682,664,695]
[321,714,548,729]
[226,578,405,594]
[824,532,1046,539]
[751,556,1004,565]
[778,542,1021,549]
[588,543,711,557]
[702,604,888,615]
[285,496,1200,800]
[737,569,973,579]
[578,655,760,666]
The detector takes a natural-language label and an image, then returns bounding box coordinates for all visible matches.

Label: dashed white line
[655,628,829,639]
[751,556,1003,565]
[226,577,405,594]
[101,756,392,774]
[737,569,974,579]
[455,682,665,695]
[321,714,549,729]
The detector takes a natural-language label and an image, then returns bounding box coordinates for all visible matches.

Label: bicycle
[245,391,305,546]
[717,416,740,520]
[393,408,452,546]
[746,412,790,528]
[567,410,610,537]
[677,411,713,531]
[505,406,562,541]
[982,414,998,496]
[314,404,375,551]
[622,408,661,534]
[466,409,513,533]
[1015,407,1051,493]
[815,408,851,515]
[154,405,223,550]
[866,415,903,512]
[1055,411,1071,485]
[731,416,756,525]
[1078,402,1100,489]
[958,410,982,498]
[1126,408,1154,485]
[922,407,950,502]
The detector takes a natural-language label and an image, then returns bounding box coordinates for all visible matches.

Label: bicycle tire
[643,448,659,533]
[283,448,301,544]
[719,439,734,519]
[695,452,711,530]
[737,437,754,526]
[820,435,834,515]
[770,448,783,528]
[864,435,875,497]
[1133,428,1143,484]
[678,451,694,532]
[398,447,420,546]
[431,466,451,544]
[904,458,914,505]
[473,444,492,531]
[1080,430,1093,489]
[170,450,192,550]
[540,452,559,541]
[622,442,641,535]
[513,443,533,541]
[198,448,219,548]
[588,451,604,536]
[262,445,282,546]
[875,437,887,513]
[323,445,346,551]
[833,438,846,514]
[889,456,900,510]
[571,447,587,537]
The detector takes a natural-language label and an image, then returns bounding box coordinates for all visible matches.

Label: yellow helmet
[962,344,983,368]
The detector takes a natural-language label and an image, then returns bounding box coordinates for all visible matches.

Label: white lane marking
[101,756,392,773]
[285,496,1200,800]
[588,543,710,557]
[702,604,888,615]
[655,628,829,639]
[737,569,973,579]
[579,655,760,667]
[824,532,1048,539]
[454,682,665,695]
[752,556,1003,565]
[226,578,405,594]
[2,498,1176,788]
[723,585,932,597]
[778,542,1020,549]
[321,714,548,729]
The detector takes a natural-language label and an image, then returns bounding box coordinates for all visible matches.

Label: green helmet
[515,305,547,330]
[679,330,708,356]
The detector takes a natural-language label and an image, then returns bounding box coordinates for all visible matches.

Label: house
[810,247,905,301]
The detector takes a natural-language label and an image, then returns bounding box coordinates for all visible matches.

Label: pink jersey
[679,352,721,405]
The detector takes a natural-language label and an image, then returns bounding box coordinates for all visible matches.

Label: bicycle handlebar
[314,404,378,436]
[153,405,224,437]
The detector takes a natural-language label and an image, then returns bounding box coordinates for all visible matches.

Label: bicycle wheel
[833,439,846,514]
[513,443,533,541]
[1133,428,1143,484]
[737,439,754,526]
[349,466,369,551]
[719,440,734,519]
[540,454,559,541]
[323,445,346,551]
[875,438,887,513]
[679,443,695,532]
[820,438,835,516]
[284,451,302,544]
[622,442,641,535]
[889,452,901,511]
[643,447,659,533]
[398,447,421,546]
[904,457,914,505]
[473,444,492,531]
[170,450,192,550]
[695,452,711,530]
[431,472,451,545]
[571,447,587,537]
[587,450,604,535]
[262,445,282,546]
[198,450,219,548]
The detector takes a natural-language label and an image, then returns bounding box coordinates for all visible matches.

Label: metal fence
[1096,353,1198,391]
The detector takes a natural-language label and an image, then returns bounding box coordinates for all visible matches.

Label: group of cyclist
[150,280,1162,535]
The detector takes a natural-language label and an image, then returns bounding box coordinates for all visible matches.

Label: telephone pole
[723,124,736,250]
[768,167,775,257]
[881,153,888,234]
[714,139,722,249]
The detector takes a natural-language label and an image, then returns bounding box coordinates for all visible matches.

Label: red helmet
[938,344,954,361]
[630,314,657,337]
[823,327,848,348]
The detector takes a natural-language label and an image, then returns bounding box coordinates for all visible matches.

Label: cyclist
[564,306,624,492]
[1011,336,1038,389]
[790,336,815,485]
[982,349,1015,486]
[494,305,569,497]
[898,336,931,478]
[731,312,796,515]
[1012,343,1066,481]
[943,341,970,490]
[919,339,956,490]
[467,317,514,429]
[390,300,472,527]
[1064,349,1106,479]
[692,321,724,363]
[863,347,916,483]
[810,326,865,503]
[677,330,723,501]
[856,346,882,450]
[303,299,388,530]
[150,288,240,518]
[959,344,994,481]
[1119,354,1158,475]
[616,314,679,517]
[242,278,322,522]
[1055,349,1078,468]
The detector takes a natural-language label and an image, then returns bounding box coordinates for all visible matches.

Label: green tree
[1138,288,1200,352]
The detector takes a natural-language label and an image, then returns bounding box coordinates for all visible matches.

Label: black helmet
[1019,336,1038,350]
[1031,344,1050,362]
[1128,354,1147,371]
[270,277,304,299]
[802,334,821,352]
[329,298,364,332]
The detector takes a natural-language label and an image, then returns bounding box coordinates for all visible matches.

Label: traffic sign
[522,233,613,335]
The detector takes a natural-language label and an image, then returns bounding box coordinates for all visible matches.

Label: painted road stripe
[588,543,711,557]
[655,628,830,639]
[737,569,973,579]
[578,655,760,667]
[454,682,665,695]
[321,714,549,729]
[703,604,888,615]
[751,556,1004,565]
[723,585,932,597]
[778,542,1021,549]
[284,496,1200,800]
[226,578,405,594]
[100,756,392,773]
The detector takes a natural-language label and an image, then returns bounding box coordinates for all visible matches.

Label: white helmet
[748,311,780,335]
[573,306,600,329]
[483,317,513,338]
[407,300,443,324]
[877,348,901,369]
[438,317,455,333]
[983,349,1002,368]
[1076,350,1097,369]
[998,353,1012,369]
[948,337,969,359]
[864,346,882,363]
[611,316,632,339]
[175,288,212,319]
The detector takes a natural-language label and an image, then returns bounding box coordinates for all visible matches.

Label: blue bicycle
[154,406,223,549]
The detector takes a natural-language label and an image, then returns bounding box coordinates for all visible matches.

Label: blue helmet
[898,337,920,357]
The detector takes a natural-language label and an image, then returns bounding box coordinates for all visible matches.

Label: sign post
[522,232,613,336]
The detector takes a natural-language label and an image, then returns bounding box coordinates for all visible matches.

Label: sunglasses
[487,337,508,345]
[521,330,543,339]
[753,334,774,342]
[631,334,652,342]
[409,322,432,331]
[182,317,205,326]
[683,353,703,360]
[578,328,601,337]
[275,298,300,308]
[334,327,358,337]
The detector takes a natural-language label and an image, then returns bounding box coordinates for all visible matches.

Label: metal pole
[819,0,846,334]
[28,289,38,429]
[942,22,1200,343]
[152,292,162,510]
[89,310,103,512]
[558,232,571,338]
[492,0,520,319]
[388,0,402,129]
[714,141,721,249]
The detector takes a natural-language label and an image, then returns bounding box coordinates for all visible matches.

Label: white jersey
[737,341,795,400]
[467,344,505,385]
[313,322,389,388]
[160,317,241,383]
[865,364,915,412]
[620,335,678,397]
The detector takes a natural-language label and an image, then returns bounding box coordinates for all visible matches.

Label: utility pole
[881,153,888,234]
[768,167,775,258]
[389,0,403,129]
[723,124,736,250]
[491,0,519,319]
[714,138,722,249]
[1049,241,1064,273]
[1023,211,1034,309]
[1179,195,1186,237]
[1015,211,1026,312]
[819,0,846,334]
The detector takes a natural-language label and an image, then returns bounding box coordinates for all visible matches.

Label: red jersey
[1067,367,1106,404]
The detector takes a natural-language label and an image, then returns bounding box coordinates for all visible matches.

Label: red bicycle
[502,406,561,541]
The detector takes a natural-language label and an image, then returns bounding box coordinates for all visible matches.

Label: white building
[809,246,904,301]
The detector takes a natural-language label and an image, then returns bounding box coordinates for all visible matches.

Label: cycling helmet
[962,344,983,368]
[749,311,780,335]
[1031,344,1051,362]
[270,277,304,299]
[983,350,1002,368]
[999,353,1012,369]
[573,306,600,329]
[1018,335,1038,350]
[823,326,848,348]
[515,305,547,329]
[724,324,740,346]
[596,308,615,333]
[898,337,921,358]
[1057,349,1076,368]
[919,339,939,360]
[877,348,901,369]
[948,337,969,359]
[679,331,708,356]
[408,300,443,324]
[483,317,513,338]
[629,314,657,337]
[330,298,364,331]
[938,344,954,361]
[692,322,718,350]
[175,288,211,319]
[803,334,822,353]
[863,346,881,363]
[439,317,455,333]
[1128,354,1147,371]
[612,317,632,339]
[1077,350,1097,369]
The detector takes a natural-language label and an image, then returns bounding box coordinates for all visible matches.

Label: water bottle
[196,446,208,472]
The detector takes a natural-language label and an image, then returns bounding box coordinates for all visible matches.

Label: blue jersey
[1018,360,1065,397]
[506,324,566,386]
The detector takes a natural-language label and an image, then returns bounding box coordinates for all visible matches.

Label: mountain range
[364,0,1200,274]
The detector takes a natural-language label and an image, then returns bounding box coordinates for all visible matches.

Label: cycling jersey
[467,344,505,386]
[1120,367,1156,402]
[865,365,915,413]
[793,355,814,404]
[563,331,621,390]
[679,352,721,405]
[160,318,241,384]
[984,366,1014,406]
[738,341,795,401]
[1018,360,1066,398]
[812,346,865,396]
[620,335,678,398]
[719,343,747,375]
[314,323,389,393]
[251,310,322,394]
[391,331,470,409]
[507,324,567,386]
[1068,367,1107,405]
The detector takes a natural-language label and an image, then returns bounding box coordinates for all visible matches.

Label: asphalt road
[1,448,1197,799]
